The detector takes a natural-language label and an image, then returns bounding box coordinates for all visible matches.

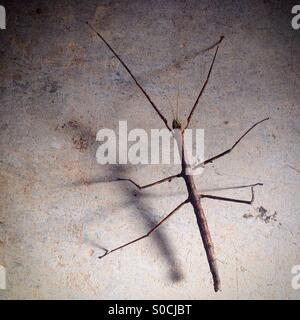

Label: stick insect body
[87,22,269,292]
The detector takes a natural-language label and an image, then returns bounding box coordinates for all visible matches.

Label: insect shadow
[77,164,184,283]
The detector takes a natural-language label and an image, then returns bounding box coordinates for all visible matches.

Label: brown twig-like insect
[87,22,269,292]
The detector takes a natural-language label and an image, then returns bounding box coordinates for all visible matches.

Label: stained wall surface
[0,0,299,299]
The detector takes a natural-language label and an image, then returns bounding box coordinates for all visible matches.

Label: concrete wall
[0,0,299,299]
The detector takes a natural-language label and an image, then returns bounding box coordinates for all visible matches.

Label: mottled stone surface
[0,0,299,299]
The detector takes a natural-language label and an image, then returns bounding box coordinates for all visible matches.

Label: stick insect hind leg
[99,198,189,259]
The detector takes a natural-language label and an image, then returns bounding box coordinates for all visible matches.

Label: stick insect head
[172,117,183,130]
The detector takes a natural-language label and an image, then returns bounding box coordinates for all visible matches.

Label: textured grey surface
[0,0,299,299]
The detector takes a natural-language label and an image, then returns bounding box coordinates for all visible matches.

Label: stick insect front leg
[99,198,189,259]
[87,21,172,131]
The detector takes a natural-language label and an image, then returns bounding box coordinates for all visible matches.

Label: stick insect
[87,22,269,292]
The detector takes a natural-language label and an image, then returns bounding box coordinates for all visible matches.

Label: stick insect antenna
[163,92,176,119]
[176,82,180,122]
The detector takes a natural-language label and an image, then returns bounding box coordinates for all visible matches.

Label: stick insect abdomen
[185,175,221,292]
[177,130,221,292]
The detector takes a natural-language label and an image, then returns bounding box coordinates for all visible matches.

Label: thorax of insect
[172,117,183,131]
[171,117,193,178]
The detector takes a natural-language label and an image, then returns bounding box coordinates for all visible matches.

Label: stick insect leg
[87,22,171,131]
[185,45,220,128]
[117,173,181,190]
[201,35,224,53]
[203,182,263,192]
[200,187,255,205]
[99,198,189,259]
[193,118,269,169]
